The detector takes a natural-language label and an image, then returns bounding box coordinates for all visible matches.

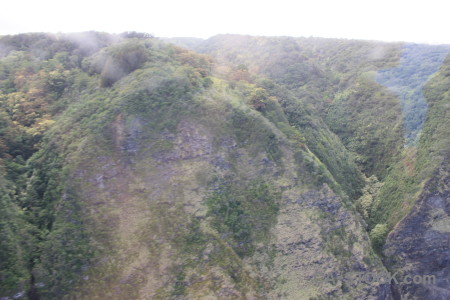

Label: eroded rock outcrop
[384,162,450,300]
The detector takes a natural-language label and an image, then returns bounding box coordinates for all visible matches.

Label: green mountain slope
[177,35,450,299]
[0,33,391,300]
[184,34,448,229]
[382,55,450,299]
[0,32,448,300]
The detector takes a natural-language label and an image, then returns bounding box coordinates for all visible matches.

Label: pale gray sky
[1,0,449,44]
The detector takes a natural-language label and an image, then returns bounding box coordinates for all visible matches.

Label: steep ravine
[382,54,450,300]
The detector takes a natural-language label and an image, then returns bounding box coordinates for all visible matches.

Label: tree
[370,223,389,253]
[250,88,269,111]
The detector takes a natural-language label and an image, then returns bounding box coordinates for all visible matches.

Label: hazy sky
[1,0,449,44]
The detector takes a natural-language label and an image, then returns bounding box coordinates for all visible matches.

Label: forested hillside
[179,34,450,299]
[0,32,448,300]
[181,34,449,230]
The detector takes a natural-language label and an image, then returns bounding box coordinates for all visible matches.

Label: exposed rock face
[384,161,450,300]
[66,109,392,299]
[266,185,391,300]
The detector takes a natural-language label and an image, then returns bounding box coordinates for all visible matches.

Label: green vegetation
[205,179,280,257]
[257,79,365,199]
[190,34,449,249]
[355,175,383,220]
[193,35,407,195]
[0,32,448,299]
[369,224,389,253]
[325,76,403,178]
[0,32,214,298]
[0,173,30,296]
[376,44,450,145]
[369,53,450,230]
